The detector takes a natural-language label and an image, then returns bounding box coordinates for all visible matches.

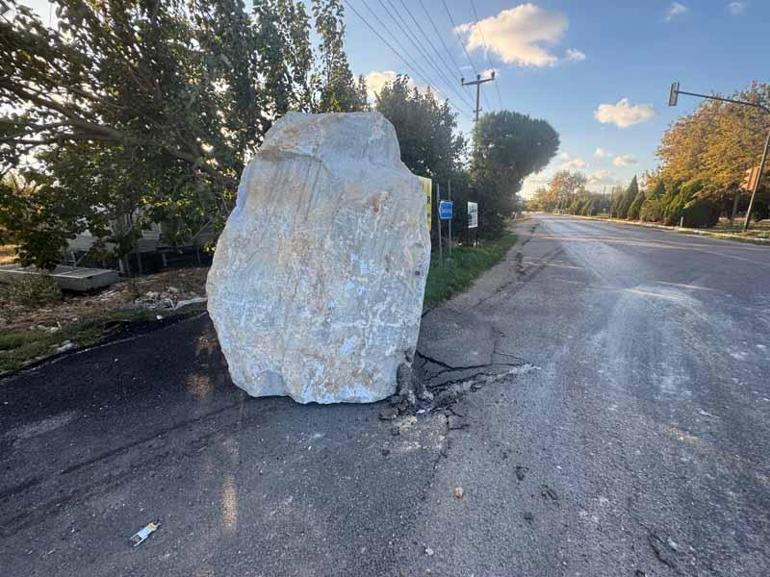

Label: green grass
[423,232,517,308]
[0,306,205,373]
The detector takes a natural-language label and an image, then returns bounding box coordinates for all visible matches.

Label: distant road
[1,215,768,576]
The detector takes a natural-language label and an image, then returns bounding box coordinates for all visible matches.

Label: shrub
[751,201,769,222]
[683,198,720,228]
[639,198,663,222]
[1,273,62,305]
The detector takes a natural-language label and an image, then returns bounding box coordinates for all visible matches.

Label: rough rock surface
[207,112,430,403]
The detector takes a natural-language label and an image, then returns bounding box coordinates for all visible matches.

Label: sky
[341,0,769,196]
[22,0,770,196]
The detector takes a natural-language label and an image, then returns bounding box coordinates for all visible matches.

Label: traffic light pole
[743,129,770,231]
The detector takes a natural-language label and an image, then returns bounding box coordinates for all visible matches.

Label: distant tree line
[530,82,770,228]
[0,0,558,268]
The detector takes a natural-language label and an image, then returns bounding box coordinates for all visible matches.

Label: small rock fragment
[425,547,434,557]
[515,465,528,481]
[540,484,558,501]
[648,532,677,568]
[447,415,469,430]
[453,486,464,499]
[379,407,399,420]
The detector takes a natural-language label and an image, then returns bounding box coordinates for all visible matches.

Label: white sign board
[467,202,478,229]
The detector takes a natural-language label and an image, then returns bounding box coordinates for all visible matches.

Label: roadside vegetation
[0,268,207,373]
[529,82,770,231]
[423,232,517,308]
[1,0,556,271]
[1,0,554,370]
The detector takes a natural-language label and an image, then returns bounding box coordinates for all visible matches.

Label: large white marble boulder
[206,112,431,404]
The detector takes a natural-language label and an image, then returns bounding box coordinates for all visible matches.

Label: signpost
[467,201,478,247]
[439,200,454,220]
[418,176,432,230]
[467,202,478,228]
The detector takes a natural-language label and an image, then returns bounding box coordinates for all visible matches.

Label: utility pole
[436,182,443,262]
[668,82,769,231]
[462,72,496,122]
[743,131,770,231]
[448,179,453,259]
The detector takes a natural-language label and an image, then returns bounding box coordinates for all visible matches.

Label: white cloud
[727,1,747,15]
[588,169,619,186]
[665,2,688,21]
[613,154,638,166]
[455,4,568,67]
[520,171,549,198]
[559,152,587,170]
[594,147,610,158]
[364,70,413,101]
[594,98,657,128]
[565,48,586,62]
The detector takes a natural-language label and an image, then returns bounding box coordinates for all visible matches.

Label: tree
[312,0,367,112]
[470,111,559,235]
[611,176,638,219]
[0,0,363,268]
[547,170,587,212]
[375,76,466,183]
[624,176,643,220]
[657,82,770,216]
[374,76,467,234]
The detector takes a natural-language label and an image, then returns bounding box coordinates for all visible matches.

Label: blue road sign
[439,200,454,220]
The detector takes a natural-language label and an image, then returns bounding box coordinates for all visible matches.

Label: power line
[358,0,437,94]
[378,0,474,109]
[469,0,503,110]
[396,0,473,108]
[342,0,473,120]
[417,0,465,78]
[441,0,479,77]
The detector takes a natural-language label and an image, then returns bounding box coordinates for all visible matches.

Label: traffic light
[740,166,760,191]
[668,82,680,107]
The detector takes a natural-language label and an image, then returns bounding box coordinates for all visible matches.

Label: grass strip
[423,232,517,309]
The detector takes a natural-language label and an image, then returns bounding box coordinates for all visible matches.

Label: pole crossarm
[461,72,496,122]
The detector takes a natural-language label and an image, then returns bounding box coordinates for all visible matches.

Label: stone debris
[515,465,528,481]
[379,407,399,421]
[540,484,559,501]
[207,112,430,403]
[453,486,464,499]
[647,531,678,568]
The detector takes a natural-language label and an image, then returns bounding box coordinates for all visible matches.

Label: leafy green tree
[470,111,559,235]
[612,175,638,219]
[626,176,645,220]
[375,76,465,181]
[375,75,469,234]
[312,0,367,112]
[0,0,363,268]
[657,82,769,217]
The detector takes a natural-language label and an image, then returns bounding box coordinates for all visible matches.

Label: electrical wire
[396,0,474,108]
[469,0,503,110]
[342,0,473,120]
[378,0,474,109]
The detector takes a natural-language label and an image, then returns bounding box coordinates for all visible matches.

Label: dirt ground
[0,267,209,372]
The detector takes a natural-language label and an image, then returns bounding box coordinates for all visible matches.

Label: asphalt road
[2,215,769,576]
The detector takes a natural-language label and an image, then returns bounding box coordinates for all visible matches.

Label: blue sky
[341,0,769,195]
[23,0,769,195]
